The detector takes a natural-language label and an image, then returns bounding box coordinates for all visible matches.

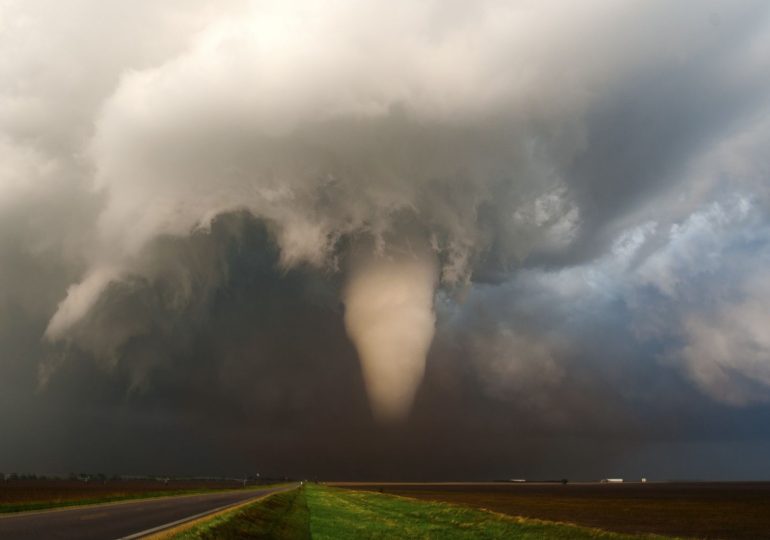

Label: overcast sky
[2,0,770,480]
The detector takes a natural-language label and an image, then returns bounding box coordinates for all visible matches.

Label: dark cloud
[2,1,770,480]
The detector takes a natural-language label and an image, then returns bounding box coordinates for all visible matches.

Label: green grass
[175,484,672,539]
[306,485,665,539]
[171,487,309,539]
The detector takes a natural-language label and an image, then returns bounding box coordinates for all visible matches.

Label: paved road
[0,484,296,539]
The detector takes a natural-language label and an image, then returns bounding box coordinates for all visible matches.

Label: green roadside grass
[306,485,670,540]
[170,487,309,539]
[172,484,675,539]
[0,485,283,515]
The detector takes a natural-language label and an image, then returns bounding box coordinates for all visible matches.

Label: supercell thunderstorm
[2,0,770,477]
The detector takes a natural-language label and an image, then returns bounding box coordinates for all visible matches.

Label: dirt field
[334,482,770,539]
[0,478,243,511]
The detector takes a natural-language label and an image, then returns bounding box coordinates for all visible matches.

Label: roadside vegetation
[169,487,309,539]
[172,484,670,539]
[346,482,769,539]
[305,485,665,539]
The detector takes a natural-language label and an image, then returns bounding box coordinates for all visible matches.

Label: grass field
[172,484,665,539]
[337,482,770,539]
[0,478,262,514]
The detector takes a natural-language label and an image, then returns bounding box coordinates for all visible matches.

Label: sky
[2,0,770,480]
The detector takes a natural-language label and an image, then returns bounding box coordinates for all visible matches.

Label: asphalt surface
[0,484,296,540]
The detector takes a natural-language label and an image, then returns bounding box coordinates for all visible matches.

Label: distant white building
[601,478,624,483]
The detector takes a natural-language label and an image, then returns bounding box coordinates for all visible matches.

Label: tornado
[343,253,438,422]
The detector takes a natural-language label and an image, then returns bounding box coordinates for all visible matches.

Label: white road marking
[116,486,293,540]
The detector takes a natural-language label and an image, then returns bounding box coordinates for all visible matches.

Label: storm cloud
[2,0,770,479]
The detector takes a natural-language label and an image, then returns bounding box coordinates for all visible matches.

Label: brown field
[333,482,770,539]
[0,478,244,512]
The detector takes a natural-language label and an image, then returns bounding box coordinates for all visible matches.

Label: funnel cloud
[344,253,438,421]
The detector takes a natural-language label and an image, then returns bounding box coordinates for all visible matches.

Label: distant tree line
[1,472,294,484]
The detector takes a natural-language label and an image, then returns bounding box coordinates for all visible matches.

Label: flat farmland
[0,478,244,513]
[334,482,770,539]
